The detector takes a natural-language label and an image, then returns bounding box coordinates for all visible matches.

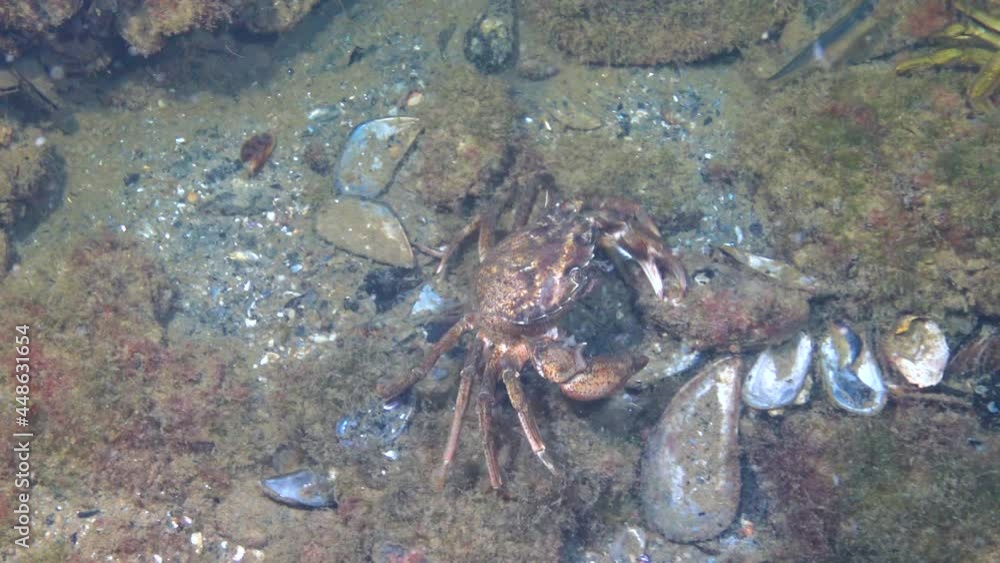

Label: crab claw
[592,198,687,299]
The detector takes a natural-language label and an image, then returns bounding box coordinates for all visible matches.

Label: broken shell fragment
[819,321,887,416]
[881,316,949,388]
[718,244,820,292]
[315,197,415,267]
[334,116,422,198]
[641,356,742,542]
[743,332,813,410]
[260,468,337,509]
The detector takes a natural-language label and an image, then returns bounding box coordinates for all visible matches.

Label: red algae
[903,1,953,39]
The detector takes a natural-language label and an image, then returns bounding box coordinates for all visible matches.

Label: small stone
[641,356,743,542]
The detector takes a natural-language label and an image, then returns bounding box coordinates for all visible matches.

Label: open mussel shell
[881,315,949,389]
[260,468,338,509]
[743,332,813,410]
[818,321,888,416]
[334,116,422,198]
[315,197,415,267]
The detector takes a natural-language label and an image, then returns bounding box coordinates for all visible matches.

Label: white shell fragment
[881,316,949,388]
[819,321,887,416]
[641,356,743,542]
[315,197,415,267]
[718,244,820,292]
[744,332,813,410]
[260,468,337,509]
[334,117,422,198]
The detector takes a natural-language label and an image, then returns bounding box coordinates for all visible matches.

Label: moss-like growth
[396,63,517,210]
[747,403,1000,560]
[733,64,999,335]
[0,141,55,230]
[524,0,797,65]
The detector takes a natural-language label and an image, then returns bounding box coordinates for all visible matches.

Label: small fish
[770,0,880,81]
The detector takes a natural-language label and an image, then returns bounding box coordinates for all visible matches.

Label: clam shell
[743,332,813,410]
[334,116,422,198]
[881,316,948,388]
[819,321,887,416]
[315,197,415,267]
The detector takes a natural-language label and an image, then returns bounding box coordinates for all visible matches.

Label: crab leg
[435,215,483,275]
[376,313,476,400]
[501,366,558,477]
[511,170,552,229]
[434,341,482,490]
[478,353,504,489]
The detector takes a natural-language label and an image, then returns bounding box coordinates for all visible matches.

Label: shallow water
[1,1,998,561]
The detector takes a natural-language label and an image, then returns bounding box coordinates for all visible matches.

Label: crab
[376,174,686,489]
[895,0,1000,112]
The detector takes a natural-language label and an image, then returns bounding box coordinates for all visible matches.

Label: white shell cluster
[742,317,950,414]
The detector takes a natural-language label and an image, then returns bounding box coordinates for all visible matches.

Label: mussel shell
[819,322,887,416]
[260,468,337,509]
[743,332,813,410]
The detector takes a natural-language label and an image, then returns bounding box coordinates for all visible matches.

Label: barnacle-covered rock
[118,0,234,56]
[0,0,82,37]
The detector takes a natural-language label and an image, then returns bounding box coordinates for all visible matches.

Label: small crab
[377,175,686,489]
[895,0,1000,111]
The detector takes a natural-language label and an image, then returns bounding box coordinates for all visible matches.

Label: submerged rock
[334,117,422,198]
[641,356,743,543]
[464,0,518,74]
[315,197,415,267]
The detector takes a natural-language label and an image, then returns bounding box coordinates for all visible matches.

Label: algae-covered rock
[0,140,55,229]
[525,0,797,65]
[464,0,518,74]
[394,64,516,211]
